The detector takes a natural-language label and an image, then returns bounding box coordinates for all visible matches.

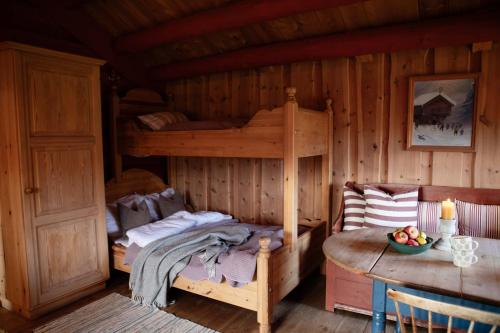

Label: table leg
[372,279,387,333]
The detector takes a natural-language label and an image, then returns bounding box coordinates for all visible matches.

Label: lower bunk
[112,222,325,333]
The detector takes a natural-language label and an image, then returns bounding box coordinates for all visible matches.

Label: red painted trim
[149,8,500,81]
[325,260,336,312]
[114,0,366,53]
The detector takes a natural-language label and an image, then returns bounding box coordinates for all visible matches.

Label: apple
[406,239,419,246]
[419,231,427,240]
[392,227,404,238]
[394,231,409,244]
[404,226,419,239]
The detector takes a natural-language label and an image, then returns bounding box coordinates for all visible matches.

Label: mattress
[135,118,249,131]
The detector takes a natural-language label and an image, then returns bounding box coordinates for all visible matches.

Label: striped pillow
[417,201,441,233]
[364,185,418,228]
[456,200,500,239]
[342,187,366,231]
[138,111,189,131]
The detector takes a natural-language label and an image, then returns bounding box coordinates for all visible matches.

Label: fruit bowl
[387,233,434,255]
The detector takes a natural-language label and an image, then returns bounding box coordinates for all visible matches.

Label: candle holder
[433,218,456,252]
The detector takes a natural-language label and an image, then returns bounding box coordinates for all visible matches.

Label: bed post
[283,87,298,250]
[257,237,272,333]
[109,82,123,180]
[322,99,334,235]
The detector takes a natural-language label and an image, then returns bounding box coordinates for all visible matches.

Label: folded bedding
[116,210,234,248]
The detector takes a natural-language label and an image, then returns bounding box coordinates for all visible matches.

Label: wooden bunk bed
[107,87,333,333]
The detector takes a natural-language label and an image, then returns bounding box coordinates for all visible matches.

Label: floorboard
[0,271,395,333]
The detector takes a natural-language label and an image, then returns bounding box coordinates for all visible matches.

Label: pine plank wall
[165,43,500,227]
[1,43,499,306]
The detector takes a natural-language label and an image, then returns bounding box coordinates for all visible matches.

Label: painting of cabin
[408,74,478,151]
[414,92,456,125]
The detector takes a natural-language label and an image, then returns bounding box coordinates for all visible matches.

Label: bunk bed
[107,87,333,333]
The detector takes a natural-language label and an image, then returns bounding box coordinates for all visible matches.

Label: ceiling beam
[114,0,366,53]
[149,7,500,81]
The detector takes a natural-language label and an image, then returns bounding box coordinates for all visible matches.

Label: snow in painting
[412,78,475,147]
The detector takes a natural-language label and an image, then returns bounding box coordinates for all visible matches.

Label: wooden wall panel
[321,58,355,218]
[431,46,475,186]
[387,49,433,185]
[165,42,500,230]
[474,43,500,188]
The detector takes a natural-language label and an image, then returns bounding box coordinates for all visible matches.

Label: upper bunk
[114,87,333,159]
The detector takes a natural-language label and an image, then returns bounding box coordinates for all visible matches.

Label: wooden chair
[387,289,500,333]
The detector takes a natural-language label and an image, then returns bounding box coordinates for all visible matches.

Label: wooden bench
[325,182,500,314]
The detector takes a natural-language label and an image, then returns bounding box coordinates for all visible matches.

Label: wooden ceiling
[1,0,497,89]
[82,0,487,67]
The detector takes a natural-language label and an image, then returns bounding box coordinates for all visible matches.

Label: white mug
[452,249,478,267]
[451,236,479,251]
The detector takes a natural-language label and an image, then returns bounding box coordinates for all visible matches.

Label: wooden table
[323,228,500,333]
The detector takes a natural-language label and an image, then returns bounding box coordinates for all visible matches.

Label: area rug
[34,293,218,333]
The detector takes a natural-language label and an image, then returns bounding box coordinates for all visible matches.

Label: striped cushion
[456,200,500,239]
[364,185,418,228]
[342,187,366,231]
[417,201,441,233]
[138,111,189,131]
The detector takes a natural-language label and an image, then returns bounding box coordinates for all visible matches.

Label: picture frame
[407,73,479,152]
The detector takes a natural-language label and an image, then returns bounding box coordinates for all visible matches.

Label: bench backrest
[333,182,500,233]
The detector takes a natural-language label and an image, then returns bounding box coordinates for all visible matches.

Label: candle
[441,198,455,220]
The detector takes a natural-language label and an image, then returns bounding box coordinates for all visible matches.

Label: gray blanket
[130,224,251,308]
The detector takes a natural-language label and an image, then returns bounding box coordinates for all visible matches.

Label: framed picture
[407,73,479,152]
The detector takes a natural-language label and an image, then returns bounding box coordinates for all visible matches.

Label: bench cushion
[457,200,500,239]
[417,201,441,233]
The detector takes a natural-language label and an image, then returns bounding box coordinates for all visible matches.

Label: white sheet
[116,210,233,248]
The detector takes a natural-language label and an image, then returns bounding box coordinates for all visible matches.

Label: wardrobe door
[22,54,108,306]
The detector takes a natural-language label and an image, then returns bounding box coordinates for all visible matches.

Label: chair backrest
[387,289,500,333]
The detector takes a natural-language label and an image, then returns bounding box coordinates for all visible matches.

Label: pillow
[417,201,441,233]
[364,185,418,228]
[143,187,176,221]
[342,186,366,231]
[456,200,500,239]
[105,193,145,236]
[115,193,145,207]
[118,201,152,234]
[137,111,189,131]
[106,189,176,236]
[105,206,121,238]
[158,192,186,219]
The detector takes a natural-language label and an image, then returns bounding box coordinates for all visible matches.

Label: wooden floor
[0,271,395,333]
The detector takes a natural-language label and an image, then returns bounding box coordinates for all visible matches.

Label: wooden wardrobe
[0,42,109,318]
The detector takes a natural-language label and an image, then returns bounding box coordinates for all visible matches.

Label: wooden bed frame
[107,87,333,333]
[326,182,500,315]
